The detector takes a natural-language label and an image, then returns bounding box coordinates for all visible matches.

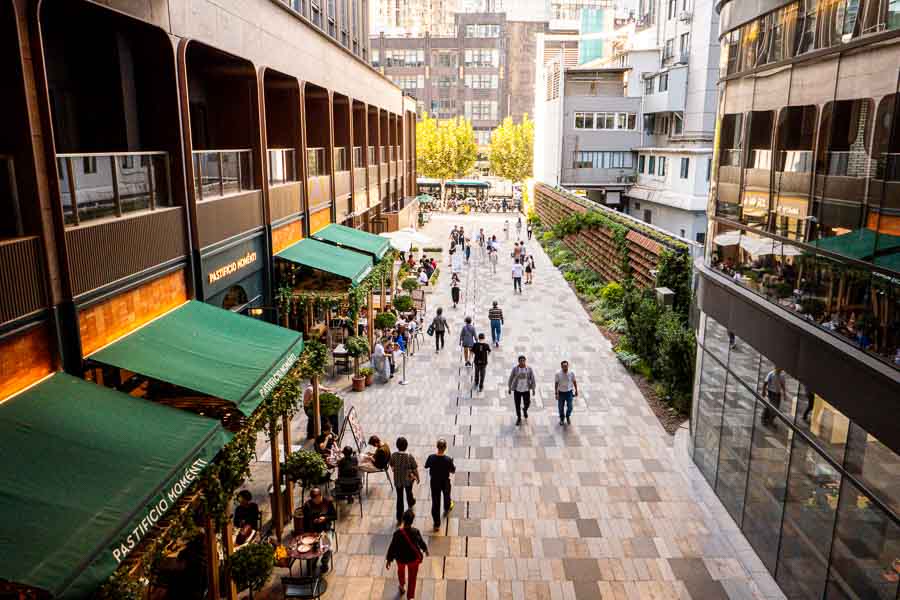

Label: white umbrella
[380,228,433,247]
[713,230,742,246]
[741,236,804,257]
[380,235,411,253]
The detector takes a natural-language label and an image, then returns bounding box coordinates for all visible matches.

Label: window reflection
[717,114,744,220]
[742,111,776,230]
[795,384,849,464]
[694,351,727,486]
[844,424,900,516]
[826,477,900,600]
[715,371,757,524]
[776,435,841,600]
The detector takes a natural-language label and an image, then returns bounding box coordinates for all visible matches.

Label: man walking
[389,437,419,525]
[489,246,498,274]
[431,308,449,353]
[507,355,536,426]
[554,361,579,425]
[424,439,456,531]
[511,259,524,294]
[459,316,477,367]
[761,366,787,428]
[472,333,491,391]
[488,301,504,347]
[516,216,522,239]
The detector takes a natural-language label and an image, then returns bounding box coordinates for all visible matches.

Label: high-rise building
[370,0,461,36]
[691,2,900,599]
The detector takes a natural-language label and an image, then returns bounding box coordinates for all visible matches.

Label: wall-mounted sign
[208,251,257,284]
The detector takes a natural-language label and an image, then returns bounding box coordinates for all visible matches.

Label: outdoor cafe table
[286,533,332,576]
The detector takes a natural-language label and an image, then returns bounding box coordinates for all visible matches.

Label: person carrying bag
[386,509,429,599]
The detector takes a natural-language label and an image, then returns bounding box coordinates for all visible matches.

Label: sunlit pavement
[253,212,784,600]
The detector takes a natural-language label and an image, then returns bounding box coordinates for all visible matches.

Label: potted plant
[284,449,328,488]
[227,543,275,600]
[401,277,419,293]
[318,391,344,432]
[359,366,374,386]
[374,311,397,333]
[345,335,370,392]
[393,294,413,313]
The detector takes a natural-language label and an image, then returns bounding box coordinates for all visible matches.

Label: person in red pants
[386,509,429,598]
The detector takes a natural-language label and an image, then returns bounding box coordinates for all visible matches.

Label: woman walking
[450,273,461,308]
[386,509,429,599]
[525,255,535,284]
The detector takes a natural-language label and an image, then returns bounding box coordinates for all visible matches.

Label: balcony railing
[876,153,900,181]
[367,146,376,165]
[268,148,296,185]
[307,147,328,177]
[720,149,742,168]
[749,149,772,170]
[334,147,348,172]
[193,149,254,202]
[352,146,364,168]
[57,151,172,226]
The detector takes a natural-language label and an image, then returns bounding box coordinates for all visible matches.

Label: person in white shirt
[418,268,429,286]
[554,361,579,425]
[511,259,524,293]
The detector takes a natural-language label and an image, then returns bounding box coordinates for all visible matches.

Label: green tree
[488,115,534,184]
[416,113,478,186]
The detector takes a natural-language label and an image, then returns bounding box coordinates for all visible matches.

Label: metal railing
[268,148,296,185]
[307,147,327,177]
[192,149,254,202]
[334,147,348,172]
[57,151,172,226]
[352,146,364,168]
[749,149,772,170]
[779,150,814,173]
[720,149,742,168]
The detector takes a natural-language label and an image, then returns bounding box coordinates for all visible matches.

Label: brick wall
[534,183,687,288]
[79,269,188,355]
[272,220,303,254]
[0,322,55,401]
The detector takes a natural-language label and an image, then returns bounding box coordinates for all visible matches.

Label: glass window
[648,155,656,173]
[742,394,793,572]
[826,476,900,600]
[715,367,758,525]
[794,385,849,464]
[776,435,841,599]
[843,424,900,516]
[659,72,669,92]
[628,113,637,130]
[680,157,690,179]
[658,156,667,176]
[638,155,645,173]
[694,351,727,485]
[644,77,654,95]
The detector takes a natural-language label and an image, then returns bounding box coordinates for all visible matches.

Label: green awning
[312,223,391,261]
[811,229,900,260]
[90,301,304,415]
[0,373,231,599]
[874,253,900,274]
[415,194,434,204]
[276,238,373,285]
[446,179,490,188]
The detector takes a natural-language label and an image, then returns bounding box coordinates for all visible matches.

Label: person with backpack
[507,355,536,426]
[386,509,429,599]
[424,439,456,530]
[430,307,449,353]
[459,316,477,367]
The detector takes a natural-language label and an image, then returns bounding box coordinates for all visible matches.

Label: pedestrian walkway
[264,213,784,600]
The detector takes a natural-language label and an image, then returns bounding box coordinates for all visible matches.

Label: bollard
[399,350,409,385]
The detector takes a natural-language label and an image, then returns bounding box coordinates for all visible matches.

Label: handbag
[427,323,435,336]
[399,528,424,563]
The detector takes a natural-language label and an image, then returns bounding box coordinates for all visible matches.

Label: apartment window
[658,72,669,92]
[573,151,634,169]
[474,129,492,145]
[465,100,497,120]
[638,155,646,173]
[464,49,498,67]
[664,39,674,59]
[680,229,686,237]
[596,112,616,130]
[465,24,500,38]
[673,112,683,135]
[434,51,457,68]
[574,112,595,129]
[465,74,498,89]
[628,113,637,129]
[667,0,677,19]
[680,32,691,56]
[643,209,652,223]
[311,0,322,27]
[656,114,670,135]
[644,77,654,95]
[372,49,380,67]
[83,157,97,174]
[327,0,336,36]
[680,157,690,178]
[706,157,712,181]
[648,155,656,173]
[437,76,456,88]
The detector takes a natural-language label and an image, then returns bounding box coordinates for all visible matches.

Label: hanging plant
[298,339,328,381]
[95,572,146,600]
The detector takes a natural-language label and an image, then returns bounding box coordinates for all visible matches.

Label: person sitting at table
[334,446,363,502]
[233,490,260,545]
[360,435,392,472]
[300,488,337,574]
[315,424,339,468]
[418,268,429,286]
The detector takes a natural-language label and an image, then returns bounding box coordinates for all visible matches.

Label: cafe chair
[364,467,394,496]
[333,480,364,518]
[282,575,326,599]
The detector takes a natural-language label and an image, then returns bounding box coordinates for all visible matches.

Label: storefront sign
[257,351,300,400]
[208,251,257,284]
[111,457,209,564]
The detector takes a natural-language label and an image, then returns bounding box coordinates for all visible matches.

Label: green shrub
[541,231,555,242]
[401,277,420,292]
[393,295,413,312]
[606,317,627,333]
[614,348,641,370]
[318,392,344,417]
[374,311,397,331]
[600,282,625,307]
[423,246,443,253]
[654,310,696,414]
[228,543,275,596]
[623,291,661,366]
[284,449,328,484]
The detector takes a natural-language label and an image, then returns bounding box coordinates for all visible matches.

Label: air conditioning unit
[678,11,692,22]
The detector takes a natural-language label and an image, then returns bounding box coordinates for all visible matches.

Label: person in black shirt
[232,490,259,545]
[471,333,491,392]
[335,446,362,502]
[386,509,429,598]
[424,438,456,530]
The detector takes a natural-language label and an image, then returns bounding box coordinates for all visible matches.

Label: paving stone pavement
[255,213,785,600]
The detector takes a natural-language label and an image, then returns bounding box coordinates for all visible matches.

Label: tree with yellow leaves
[416,113,478,190]
[488,115,534,185]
